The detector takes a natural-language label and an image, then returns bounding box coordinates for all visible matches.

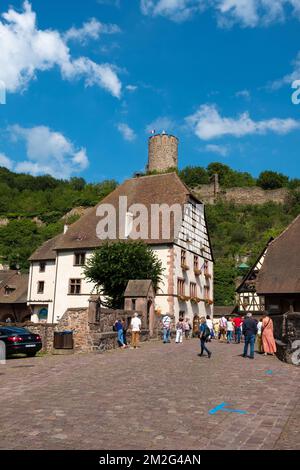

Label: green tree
[69,177,86,191]
[84,241,164,308]
[214,260,238,306]
[257,171,289,190]
[179,166,209,187]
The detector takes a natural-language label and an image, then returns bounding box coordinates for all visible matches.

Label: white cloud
[273,50,300,88]
[64,18,120,44]
[141,0,300,27]
[9,125,89,178]
[0,153,13,170]
[126,84,138,92]
[145,116,175,134]
[141,0,204,22]
[0,1,121,97]
[186,104,300,140]
[235,89,251,100]
[117,123,136,141]
[204,144,229,156]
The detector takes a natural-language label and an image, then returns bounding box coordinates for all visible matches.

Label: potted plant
[178,294,187,301]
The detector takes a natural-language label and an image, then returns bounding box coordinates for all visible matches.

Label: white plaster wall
[173,244,213,322]
[152,244,214,323]
[27,261,56,323]
[239,292,264,312]
[52,250,97,322]
[152,245,172,316]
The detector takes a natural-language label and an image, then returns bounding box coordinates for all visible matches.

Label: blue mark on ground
[208,402,248,415]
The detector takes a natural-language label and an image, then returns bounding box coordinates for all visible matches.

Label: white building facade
[27,135,214,325]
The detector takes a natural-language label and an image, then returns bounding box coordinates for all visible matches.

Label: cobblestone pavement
[1,339,299,450]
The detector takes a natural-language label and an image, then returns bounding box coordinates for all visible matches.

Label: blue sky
[0,0,300,183]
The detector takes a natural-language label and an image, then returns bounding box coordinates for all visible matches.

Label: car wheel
[26,351,37,357]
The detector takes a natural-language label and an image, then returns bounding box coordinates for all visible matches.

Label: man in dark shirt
[242,313,258,359]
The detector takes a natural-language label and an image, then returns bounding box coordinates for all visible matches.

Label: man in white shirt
[162,313,171,343]
[130,312,142,349]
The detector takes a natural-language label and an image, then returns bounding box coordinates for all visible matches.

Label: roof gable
[124,280,154,297]
[0,271,29,304]
[256,215,300,294]
[55,173,202,250]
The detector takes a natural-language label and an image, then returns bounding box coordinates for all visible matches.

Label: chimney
[148,133,178,173]
[64,224,69,234]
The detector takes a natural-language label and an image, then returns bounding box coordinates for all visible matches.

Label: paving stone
[0,339,299,450]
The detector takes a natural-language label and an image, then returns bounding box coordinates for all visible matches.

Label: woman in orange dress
[262,313,277,355]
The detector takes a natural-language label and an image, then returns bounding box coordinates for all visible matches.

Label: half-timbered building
[236,239,273,314]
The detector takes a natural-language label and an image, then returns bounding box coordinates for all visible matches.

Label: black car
[0,327,42,358]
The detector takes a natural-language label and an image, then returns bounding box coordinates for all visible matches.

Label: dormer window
[4,286,15,296]
[74,253,86,266]
[39,262,46,273]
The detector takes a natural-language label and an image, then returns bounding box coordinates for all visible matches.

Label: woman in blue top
[199,317,212,358]
[115,319,126,349]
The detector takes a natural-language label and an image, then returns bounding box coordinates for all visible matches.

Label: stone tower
[148,133,178,172]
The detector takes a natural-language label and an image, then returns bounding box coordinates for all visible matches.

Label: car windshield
[0,327,30,335]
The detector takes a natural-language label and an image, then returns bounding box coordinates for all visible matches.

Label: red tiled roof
[256,215,300,294]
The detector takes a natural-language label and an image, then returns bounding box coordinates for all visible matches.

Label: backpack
[202,324,211,340]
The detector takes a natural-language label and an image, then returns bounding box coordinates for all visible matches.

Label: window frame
[177,278,185,296]
[39,262,46,273]
[37,281,45,295]
[69,278,82,295]
[74,252,86,267]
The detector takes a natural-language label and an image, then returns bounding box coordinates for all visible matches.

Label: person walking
[175,317,184,344]
[183,318,191,340]
[206,315,214,341]
[199,317,212,358]
[242,313,258,359]
[162,313,171,343]
[262,313,277,356]
[256,318,263,353]
[219,316,227,342]
[233,316,242,344]
[115,319,126,349]
[130,312,142,349]
[226,317,234,343]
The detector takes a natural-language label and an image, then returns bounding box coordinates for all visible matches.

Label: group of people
[113,312,142,350]
[199,312,277,359]
[113,310,277,361]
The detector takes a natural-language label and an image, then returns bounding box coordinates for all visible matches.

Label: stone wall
[0,321,56,353]
[194,184,292,206]
[1,306,150,354]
